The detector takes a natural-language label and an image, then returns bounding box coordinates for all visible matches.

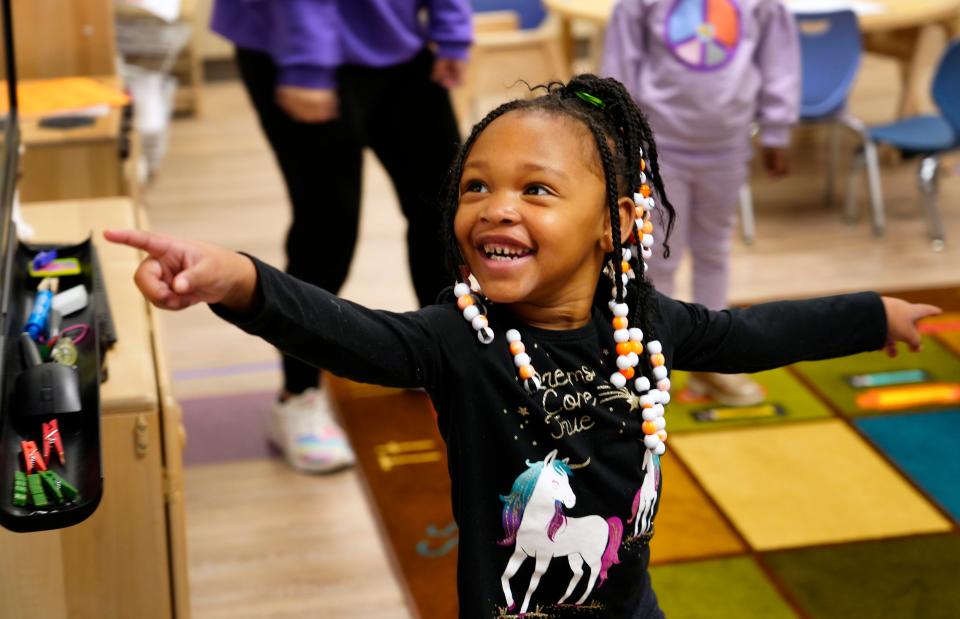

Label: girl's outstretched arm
[103,230,449,391]
[662,291,941,374]
[103,229,258,313]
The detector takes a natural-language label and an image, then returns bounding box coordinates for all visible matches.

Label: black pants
[236,47,461,394]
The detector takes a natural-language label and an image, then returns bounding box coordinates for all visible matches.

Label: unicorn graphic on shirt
[628,449,661,538]
[498,449,623,614]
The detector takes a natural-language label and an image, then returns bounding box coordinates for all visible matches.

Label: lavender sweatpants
[645,149,749,311]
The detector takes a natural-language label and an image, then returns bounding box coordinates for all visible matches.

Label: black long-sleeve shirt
[215,258,887,619]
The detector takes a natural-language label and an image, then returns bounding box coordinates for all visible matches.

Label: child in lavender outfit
[602,0,800,405]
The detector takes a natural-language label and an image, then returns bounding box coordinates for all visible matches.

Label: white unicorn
[627,449,660,538]
[498,450,623,614]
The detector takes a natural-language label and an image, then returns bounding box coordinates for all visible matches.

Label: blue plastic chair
[739,10,870,245]
[472,0,546,30]
[849,39,960,249]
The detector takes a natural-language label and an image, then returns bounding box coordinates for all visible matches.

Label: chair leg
[738,183,755,246]
[862,139,886,237]
[844,149,863,224]
[824,123,839,207]
[918,156,946,251]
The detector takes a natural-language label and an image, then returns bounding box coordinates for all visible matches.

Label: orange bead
[519,365,535,380]
[650,353,665,367]
[640,184,651,198]
[457,295,474,310]
[621,260,631,273]
[635,207,645,219]
[642,421,657,435]
[620,367,635,380]
[657,430,668,442]
[612,316,628,330]
[640,159,646,171]
[509,341,525,356]
[616,342,632,356]
[642,220,654,235]
[631,341,644,355]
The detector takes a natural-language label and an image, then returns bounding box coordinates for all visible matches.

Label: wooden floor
[144,51,959,619]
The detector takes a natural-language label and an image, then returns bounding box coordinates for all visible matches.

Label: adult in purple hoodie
[212,0,472,472]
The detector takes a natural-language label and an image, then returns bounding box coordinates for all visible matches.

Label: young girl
[602,0,801,405]
[106,76,936,619]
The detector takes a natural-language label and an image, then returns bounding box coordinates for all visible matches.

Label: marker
[847,369,930,388]
[693,404,784,422]
[31,249,58,271]
[856,383,960,411]
[23,278,58,340]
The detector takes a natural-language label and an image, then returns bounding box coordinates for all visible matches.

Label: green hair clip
[574,91,606,109]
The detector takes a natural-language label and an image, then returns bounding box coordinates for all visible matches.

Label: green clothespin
[40,471,64,503]
[12,471,28,507]
[26,474,48,507]
[42,470,78,502]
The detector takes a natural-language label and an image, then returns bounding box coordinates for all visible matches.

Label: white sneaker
[267,388,355,473]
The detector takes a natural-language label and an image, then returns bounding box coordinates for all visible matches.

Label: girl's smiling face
[454,110,624,322]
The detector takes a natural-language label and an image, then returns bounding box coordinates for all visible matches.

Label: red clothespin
[21,440,47,473]
[42,419,64,466]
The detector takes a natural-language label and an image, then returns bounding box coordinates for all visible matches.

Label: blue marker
[31,249,58,271]
[24,278,59,341]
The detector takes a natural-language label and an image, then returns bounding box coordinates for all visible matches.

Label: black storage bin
[0,236,105,532]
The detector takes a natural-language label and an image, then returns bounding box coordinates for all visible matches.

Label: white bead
[614,329,630,343]
[506,329,521,343]
[658,430,668,442]
[654,442,666,456]
[653,365,668,380]
[651,403,665,418]
[639,172,646,183]
[647,197,656,209]
[477,326,494,344]
[635,376,651,392]
[660,391,671,405]
[654,417,666,430]
[627,270,636,280]
[627,352,639,366]
[622,248,632,261]
[472,315,489,331]
[657,378,671,392]
[641,234,654,248]
[617,355,632,370]
[647,340,662,354]
[608,299,618,312]
[644,261,649,273]
[621,273,629,285]
[639,394,655,408]
[642,407,657,421]
[611,286,619,298]
[613,303,629,317]
[648,389,662,403]
[514,353,531,368]
[454,283,471,298]
[641,247,652,260]
[643,434,661,449]
[463,305,480,321]
[629,327,643,341]
[633,192,643,205]
[610,372,627,388]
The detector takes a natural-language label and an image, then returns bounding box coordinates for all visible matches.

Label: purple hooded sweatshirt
[211,0,473,89]
[602,0,800,155]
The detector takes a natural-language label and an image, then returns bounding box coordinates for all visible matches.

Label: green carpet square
[763,533,960,619]
[650,556,796,618]
[792,336,960,417]
[668,368,833,433]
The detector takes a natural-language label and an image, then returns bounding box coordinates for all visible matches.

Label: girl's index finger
[103,229,174,259]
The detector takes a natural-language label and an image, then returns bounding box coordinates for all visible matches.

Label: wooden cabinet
[0,198,189,618]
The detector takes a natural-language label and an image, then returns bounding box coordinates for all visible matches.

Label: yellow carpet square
[670,420,952,550]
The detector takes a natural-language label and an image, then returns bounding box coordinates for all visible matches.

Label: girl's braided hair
[441,74,677,342]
